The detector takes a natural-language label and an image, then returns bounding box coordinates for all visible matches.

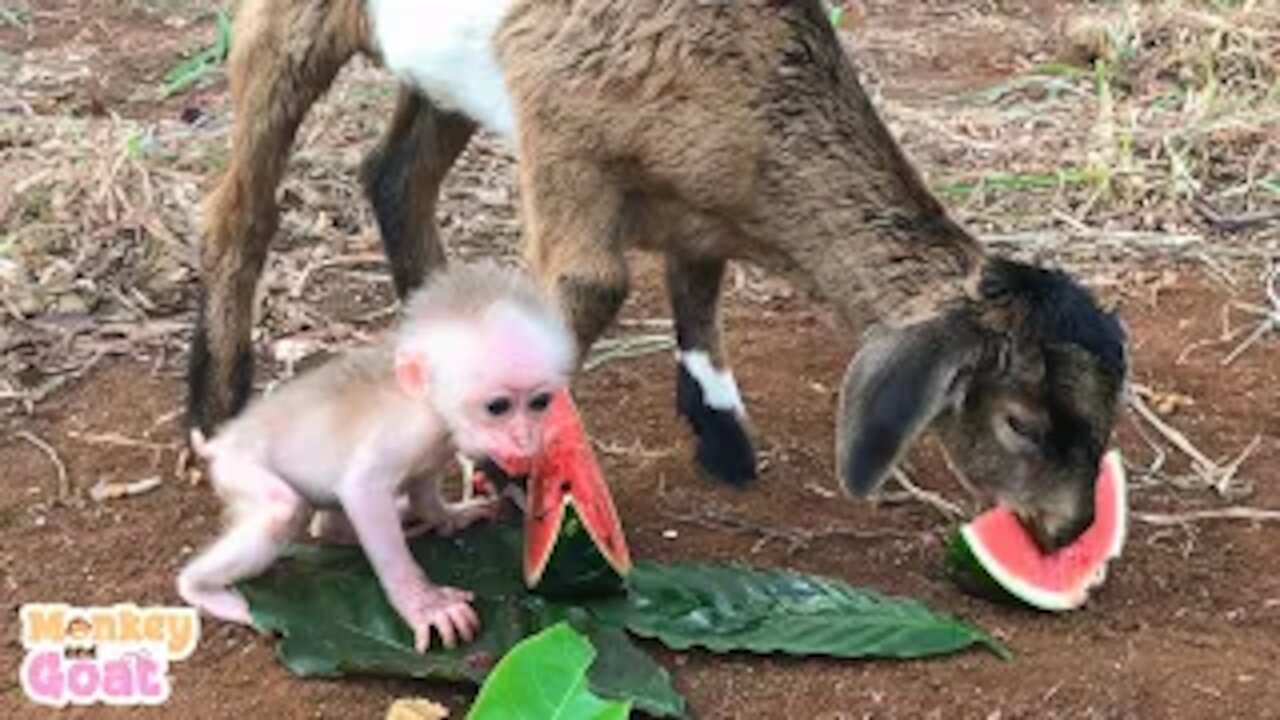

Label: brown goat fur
[189,0,1128,550]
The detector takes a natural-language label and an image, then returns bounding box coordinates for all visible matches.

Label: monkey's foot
[410,496,503,538]
[177,578,253,626]
[388,580,480,652]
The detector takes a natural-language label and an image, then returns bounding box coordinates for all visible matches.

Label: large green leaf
[467,622,631,720]
[605,562,1011,660]
[239,524,532,683]
[238,519,687,716]
[238,517,1005,718]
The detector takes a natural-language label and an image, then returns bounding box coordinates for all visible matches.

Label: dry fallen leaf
[385,698,449,720]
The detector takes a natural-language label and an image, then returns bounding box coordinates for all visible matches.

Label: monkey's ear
[835,315,984,498]
[394,348,431,399]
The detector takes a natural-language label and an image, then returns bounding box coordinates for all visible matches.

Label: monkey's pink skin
[489,389,634,587]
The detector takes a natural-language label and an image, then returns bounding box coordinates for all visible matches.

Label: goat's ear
[836,316,985,497]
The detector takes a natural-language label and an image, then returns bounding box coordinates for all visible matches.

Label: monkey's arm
[337,462,480,651]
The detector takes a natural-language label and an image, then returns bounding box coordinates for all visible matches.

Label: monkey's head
[395,264,577,464]
[836,258,1128,552]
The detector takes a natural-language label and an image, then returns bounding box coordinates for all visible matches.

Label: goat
[188,0,1128,551]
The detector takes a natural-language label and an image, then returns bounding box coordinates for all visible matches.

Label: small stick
[933,437,984,502]
[1220,263,1278,367]
[1128,389,1220,478]
[89,476,163,502]
[885,468,966,519]
[17,430,72,503]
[583,334,676,372]
[1192,195,1280,232]
[664,505,911,555]
[66,431,173,451]
[1135,507,1280,526]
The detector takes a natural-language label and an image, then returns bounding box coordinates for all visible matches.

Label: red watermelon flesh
[482,388,633,588]
[953,449,1127,611]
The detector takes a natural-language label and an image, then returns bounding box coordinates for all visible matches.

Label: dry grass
[861,0,1278,261]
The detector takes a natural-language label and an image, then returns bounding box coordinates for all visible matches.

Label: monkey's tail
[188,428,213,460]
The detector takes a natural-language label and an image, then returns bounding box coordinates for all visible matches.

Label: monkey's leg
[518,153,631,356]
[339,482,479,651]
[406,477,502,538]
[666,256,757,486]
[360,88,476,298]
[176,461,309,623]
[308,496,419,544]
[188,1,361,433]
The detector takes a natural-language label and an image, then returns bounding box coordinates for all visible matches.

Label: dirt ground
[3,1,1279,719]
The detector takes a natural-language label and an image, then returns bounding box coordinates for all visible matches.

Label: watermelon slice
[946,449,1127,611]
[477,388,634,589]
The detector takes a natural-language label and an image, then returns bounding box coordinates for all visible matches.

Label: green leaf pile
[238,516,1006,717]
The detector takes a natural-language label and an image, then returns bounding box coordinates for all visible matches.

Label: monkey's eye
[485,397,513,417]
[528,392,552,413]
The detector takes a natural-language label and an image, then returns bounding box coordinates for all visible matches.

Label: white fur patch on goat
[369,0,517,138]
[678,351,746,415]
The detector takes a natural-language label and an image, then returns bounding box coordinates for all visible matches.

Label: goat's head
[836,258,1128,551]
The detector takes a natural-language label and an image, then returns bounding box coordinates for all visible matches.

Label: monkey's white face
[424,304,574,464]
[445,383,560,463]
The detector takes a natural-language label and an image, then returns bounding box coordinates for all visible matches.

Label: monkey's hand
[388,578,481,652]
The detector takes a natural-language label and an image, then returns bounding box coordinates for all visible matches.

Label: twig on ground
[89,476,163,502]
[663,504,913,555]
[591,438,675,461]
[880,468,967,519]
[1220,263,1279,366]
[583,334,676,372]
[289,253,387,299]
[66,431,174,451]
[15,350,107,413]
[933,438,984,502]
[1135,506,1280,526]
[17,430,72,504]
[1193,195,1280,232]
[1127,386,1258,498]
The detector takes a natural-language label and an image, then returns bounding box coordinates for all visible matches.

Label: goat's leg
[666,256,756,486]
[360,88,476,298]
[187,1,360,433]
[519,156,631,357]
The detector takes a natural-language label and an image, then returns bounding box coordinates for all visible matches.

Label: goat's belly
[368,0,517,139]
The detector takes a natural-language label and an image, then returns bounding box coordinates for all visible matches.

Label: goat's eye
[528,392,552,413]
[485,397,513,417]
[1005,414,1043,445]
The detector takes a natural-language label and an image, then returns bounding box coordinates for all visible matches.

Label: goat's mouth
[1014,507,1093,554]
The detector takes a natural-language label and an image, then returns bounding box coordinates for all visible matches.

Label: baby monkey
[178,261,576,651]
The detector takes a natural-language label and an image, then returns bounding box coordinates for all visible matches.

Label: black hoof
[676,365,757,487]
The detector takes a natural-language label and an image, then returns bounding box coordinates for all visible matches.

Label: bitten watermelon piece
[479,388,633,589]
[946,449,1127,611]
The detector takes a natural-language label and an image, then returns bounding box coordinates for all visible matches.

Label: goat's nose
[1026,505,1094,553]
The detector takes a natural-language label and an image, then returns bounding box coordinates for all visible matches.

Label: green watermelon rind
[947,450,1128,612]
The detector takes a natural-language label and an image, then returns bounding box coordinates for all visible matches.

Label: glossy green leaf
[467,623,631,720]
[606,562,1010,660]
